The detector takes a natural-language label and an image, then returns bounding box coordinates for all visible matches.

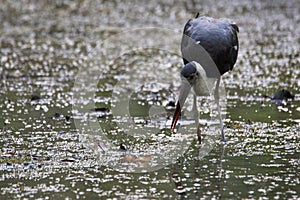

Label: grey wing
[181,18,222,77]
[181,17,239,76]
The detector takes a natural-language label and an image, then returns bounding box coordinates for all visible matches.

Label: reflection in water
[171,143,227,199]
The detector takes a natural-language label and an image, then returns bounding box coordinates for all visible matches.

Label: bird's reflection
[171,142,226,199]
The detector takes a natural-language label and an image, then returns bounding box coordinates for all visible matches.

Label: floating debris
[272,89,294,100]
[54,112,63,118]
[65,115,71,121]
[91,107,110,112]
[2,70,27,79]
[119,154,152,163]
[89,107,111,118]
[263,89,295,106]
[119,143,127,151]
[30,93,41,101]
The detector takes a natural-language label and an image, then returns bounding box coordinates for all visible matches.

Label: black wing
[181,16,239,77]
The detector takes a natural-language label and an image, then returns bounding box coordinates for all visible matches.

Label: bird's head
[181,62,199,85]
[171,62,198,131]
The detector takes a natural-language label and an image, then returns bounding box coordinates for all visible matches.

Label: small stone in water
[31,94,41,101]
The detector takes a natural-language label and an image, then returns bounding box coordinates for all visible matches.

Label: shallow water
[0,0,299,199]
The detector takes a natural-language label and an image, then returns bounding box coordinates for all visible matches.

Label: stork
[171,14,239,143]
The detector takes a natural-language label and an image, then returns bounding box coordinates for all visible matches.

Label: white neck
[192,61,215,96]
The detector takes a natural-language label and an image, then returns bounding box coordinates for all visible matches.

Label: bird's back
[181,15,239,77]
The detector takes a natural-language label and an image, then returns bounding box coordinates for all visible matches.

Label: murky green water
[0,0,299,199]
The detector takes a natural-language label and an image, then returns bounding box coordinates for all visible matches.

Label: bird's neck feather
[192,62,215,96]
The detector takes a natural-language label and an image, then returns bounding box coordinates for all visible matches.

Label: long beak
[171,80,191,131]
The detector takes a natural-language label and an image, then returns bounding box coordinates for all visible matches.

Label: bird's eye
[187,73,196,80]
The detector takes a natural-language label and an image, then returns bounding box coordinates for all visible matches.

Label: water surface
[0,0,299,199]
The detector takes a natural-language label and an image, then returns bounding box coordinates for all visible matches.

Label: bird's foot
[197,127,201,144]
[221,128,227,144]
[220,137,227,144]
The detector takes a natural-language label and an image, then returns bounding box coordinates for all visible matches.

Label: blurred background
[0,0,299,199]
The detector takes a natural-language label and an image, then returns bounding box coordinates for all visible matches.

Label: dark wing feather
[181,16,239,77]
[229,23,239,69]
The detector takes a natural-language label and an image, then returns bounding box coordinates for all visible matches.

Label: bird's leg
[193,94,201,143]
[215,77,226,142]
